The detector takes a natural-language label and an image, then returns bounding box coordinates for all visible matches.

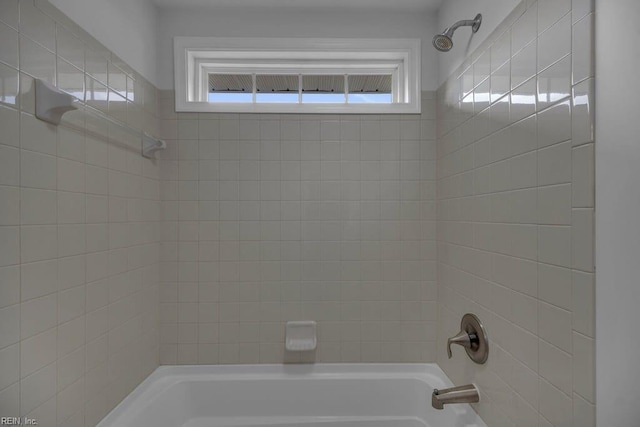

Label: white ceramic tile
[572,332,595,402]
[538,263,572,310]
[493,254,537,297]
[58,224,86,257]
[0,265,19,309]
[539,338,572,395]
[511,41,537,90]
[58,192,86,224]
[57,347,84,391]
[538,301,572,353]
[21,225,57,263]
[538,225,571,268]
[0,304,19,350]
[474,49,491,88]
[85,336,107,374]
[572,78,595,146]
[0,226,19,267]
[56,25,84,71]
[20,188,57,225]
[537,55,571,110]
[178,120,199,140]
[509,151,537,190]
[491,62,511,103]
[0,105,19,147]
[0,0,18,29]
[86,279,109,313]
[473,78,491,114]
[510,77,536,122]
[538,141,571,186]
[0,343,19,390]
[19,74,36,114]
[320,121,339,141]
[85,48,108,85]
[0,384,18,425]
[538,184,572,225]
[220,120,240,140]
[572,143,594,208]
[20,293,57,339]
[0,144,19,186]
[572,0,594,23]
[56,376,84,424]
[20,360,57,415]
[0,62,19,106]
[20,260,58,301]
[573,392,595,427]
[512,4,537,55]
[58,286,85,324]
[20,327,56,378]
[572,13,594,84]
[510,291,538,333]
[537,100,571,148]
[538,0,571,34]
[0,186,19,226]
[262,121,281,141]
[85,136,109,168]
[537,14,571,72]
[20,150,57,190]
[58,255,85,291]
[57,158,85,193]
[538,378,572,427]
[571,208,594,272]
[572,270,594,337]
[491,29,511,74]
[19,35,56,84]
[57,316,85,357]
[0,21,18,68]
[19,0,55,51]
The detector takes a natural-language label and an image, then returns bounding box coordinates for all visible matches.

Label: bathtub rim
[97,363,468,427]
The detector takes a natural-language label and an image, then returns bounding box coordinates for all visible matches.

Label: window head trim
[174,37,421,114]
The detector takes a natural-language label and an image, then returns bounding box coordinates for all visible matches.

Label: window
[174,37,421,114]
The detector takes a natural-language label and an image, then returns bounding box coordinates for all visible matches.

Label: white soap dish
[285,321,317,351]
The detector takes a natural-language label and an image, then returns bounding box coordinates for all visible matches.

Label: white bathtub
[97,364,486,427]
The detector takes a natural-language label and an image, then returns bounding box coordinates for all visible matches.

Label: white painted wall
[436,0,520,84]
[595,0,640,425]
[156,6,439,91]
[50,0,159,86]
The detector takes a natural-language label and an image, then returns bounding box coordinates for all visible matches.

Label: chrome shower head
[433,13,482,52]
[433,34,454,52]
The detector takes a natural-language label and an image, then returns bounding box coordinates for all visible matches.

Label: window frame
[174,37,421,114]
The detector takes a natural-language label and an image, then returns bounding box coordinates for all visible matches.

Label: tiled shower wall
[0,1,161,426]
[158,92,438,364]
[0,0,599,426]
[436,0,595,426]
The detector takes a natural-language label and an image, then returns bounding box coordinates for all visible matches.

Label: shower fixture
[433,13,482,52]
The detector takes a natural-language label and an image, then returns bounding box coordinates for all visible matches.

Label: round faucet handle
[445,313,489,364]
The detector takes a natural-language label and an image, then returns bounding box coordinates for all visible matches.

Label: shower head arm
[443,14,483,37]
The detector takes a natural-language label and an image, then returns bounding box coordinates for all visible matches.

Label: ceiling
[152,0,443,11]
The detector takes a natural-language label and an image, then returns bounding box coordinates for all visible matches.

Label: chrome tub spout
[431,384,479,410]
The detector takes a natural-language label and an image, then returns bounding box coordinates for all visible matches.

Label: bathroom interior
[0,0,639,425]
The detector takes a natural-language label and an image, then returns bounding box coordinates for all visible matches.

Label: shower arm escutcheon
[446,313,489,364]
